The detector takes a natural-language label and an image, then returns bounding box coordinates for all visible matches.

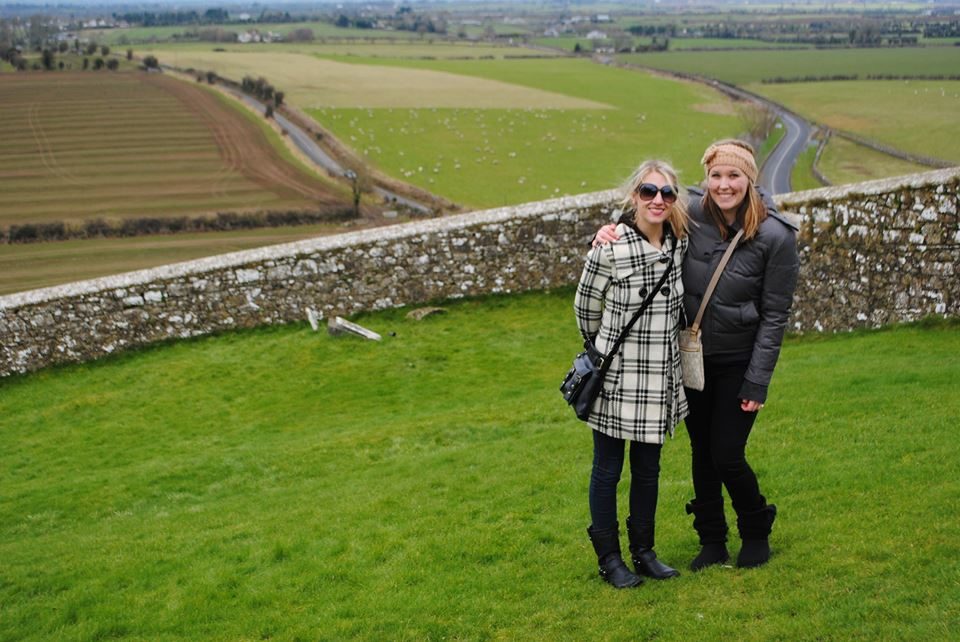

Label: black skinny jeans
[684,359,766,515]
[589,429,662,530]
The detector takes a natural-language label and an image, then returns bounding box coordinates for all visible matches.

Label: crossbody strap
[596,238,677,376]
[690,229,744,332]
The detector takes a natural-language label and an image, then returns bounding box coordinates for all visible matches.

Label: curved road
[758,110,814,195]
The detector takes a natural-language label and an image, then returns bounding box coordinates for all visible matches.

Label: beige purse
[680,230,744,391]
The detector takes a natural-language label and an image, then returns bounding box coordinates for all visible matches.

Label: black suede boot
[626,516,679,579]
[736,501,777,568]
[685,498,730,571]
[587,525,643,588]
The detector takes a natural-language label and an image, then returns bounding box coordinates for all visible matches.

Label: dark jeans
[589,429,662,530]
[684,360,765,515]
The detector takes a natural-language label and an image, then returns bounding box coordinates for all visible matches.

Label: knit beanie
[701,141,758,184]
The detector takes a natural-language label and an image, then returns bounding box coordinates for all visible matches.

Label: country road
[758,109,814,195]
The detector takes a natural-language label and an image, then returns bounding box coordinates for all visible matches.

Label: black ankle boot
[626,516,679,579]
[587,525,643,589]
[690,542,730,571]
[686,498,730,571]
[736,503,777,568]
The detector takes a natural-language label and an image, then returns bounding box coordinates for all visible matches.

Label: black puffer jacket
[681,187,799,403]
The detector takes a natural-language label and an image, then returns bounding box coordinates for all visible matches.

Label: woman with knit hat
[593,139,799,570]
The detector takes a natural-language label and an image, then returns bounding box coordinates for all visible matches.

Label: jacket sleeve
[740,227,800,403]
[574,245,613,342]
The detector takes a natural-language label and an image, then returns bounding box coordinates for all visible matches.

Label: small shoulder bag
[561,239,676,421]
[679,229,744,391]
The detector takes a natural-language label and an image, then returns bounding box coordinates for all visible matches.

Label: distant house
[595,14,612,23]
[586,30,608,40]
[543,28,560,37]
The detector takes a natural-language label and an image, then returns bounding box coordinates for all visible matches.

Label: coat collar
[606,223,676,278]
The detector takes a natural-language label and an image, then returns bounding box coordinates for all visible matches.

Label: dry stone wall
[1,167,958,378]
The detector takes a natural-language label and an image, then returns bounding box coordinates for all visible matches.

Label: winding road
[758,109,815,195]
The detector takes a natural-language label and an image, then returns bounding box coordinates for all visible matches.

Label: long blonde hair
[620,159,689,239]
[701,139,767,240]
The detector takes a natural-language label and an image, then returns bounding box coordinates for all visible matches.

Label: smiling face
[707,164,751,220]
[631,170,674,239]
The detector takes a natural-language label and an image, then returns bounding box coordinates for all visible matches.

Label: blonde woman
[593,140,799,570]
[575,159,689,588]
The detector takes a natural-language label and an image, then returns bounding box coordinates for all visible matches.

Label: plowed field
[0,72,347,227]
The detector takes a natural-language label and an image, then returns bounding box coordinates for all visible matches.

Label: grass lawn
[1,289,958,640]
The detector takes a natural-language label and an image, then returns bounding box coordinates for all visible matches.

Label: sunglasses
[636,183,678,204]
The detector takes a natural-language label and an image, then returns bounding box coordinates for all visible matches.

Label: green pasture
[306,56,744,207]
[817,135,929,186]
[619,46,960,85]
[1,289,957,639]
[758,80,960,165]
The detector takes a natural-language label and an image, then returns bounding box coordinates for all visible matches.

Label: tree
[41,48,55,70]
[126,48,133,60]
[106,59,119,71]
[58,41,68,54]
[142,55,159,70]
[274,91,284,107]
[82,57,89,70]
[93,57,105,70]
[100,45,110,56]
[264,104,274,119]
[85,42,98,56]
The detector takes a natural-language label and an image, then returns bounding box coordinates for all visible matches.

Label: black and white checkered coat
[574,224,689,444]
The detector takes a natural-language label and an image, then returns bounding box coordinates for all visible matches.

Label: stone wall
[2,167,958,378]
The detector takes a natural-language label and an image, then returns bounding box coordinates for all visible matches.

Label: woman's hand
[741,399,764,413]
[591,224,620,248]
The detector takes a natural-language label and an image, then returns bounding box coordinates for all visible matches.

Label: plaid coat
[574,224,689,444]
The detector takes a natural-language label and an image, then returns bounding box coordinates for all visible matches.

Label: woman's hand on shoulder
[592,224,620,248]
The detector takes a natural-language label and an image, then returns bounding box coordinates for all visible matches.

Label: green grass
[306,57,744,207]
[816,135,930,186]
[1,289,958,640]
[789,142,823,192]
[618,46,960,86]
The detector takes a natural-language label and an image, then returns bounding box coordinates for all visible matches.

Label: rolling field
[0,72,347,228]
[147,50,745,208]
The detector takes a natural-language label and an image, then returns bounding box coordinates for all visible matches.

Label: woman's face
[631,171,674,232]
[707,164,750,215]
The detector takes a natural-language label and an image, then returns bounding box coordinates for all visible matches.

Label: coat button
[659,255,669,264]
[638,288,648,298]
[660,286,671,297]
